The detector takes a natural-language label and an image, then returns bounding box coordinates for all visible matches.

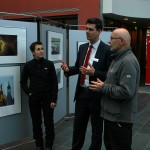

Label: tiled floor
[1,86,150,150]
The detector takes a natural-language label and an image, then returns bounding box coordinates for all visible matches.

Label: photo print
[0,26,26,64]
[0,66,21,117]
[48,31,63,61]
[54,62,63,89]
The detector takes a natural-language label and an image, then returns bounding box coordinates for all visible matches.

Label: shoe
[35,146,44,150]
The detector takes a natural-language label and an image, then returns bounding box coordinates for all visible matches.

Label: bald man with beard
[89,28,140,150]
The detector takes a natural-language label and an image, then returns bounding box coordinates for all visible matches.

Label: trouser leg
[71,99,90,150]
[104,120,112,150]
[29,95,43,147]
[42,99,55,148]
[89,97,103,150]
[104,119,133,150]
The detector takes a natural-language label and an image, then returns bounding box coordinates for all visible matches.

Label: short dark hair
[30,41,43,52]
[86,18,103,31]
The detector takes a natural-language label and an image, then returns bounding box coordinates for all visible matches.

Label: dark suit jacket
[65,41,111,100]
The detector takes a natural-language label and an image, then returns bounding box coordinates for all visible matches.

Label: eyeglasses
[110,37,122,40]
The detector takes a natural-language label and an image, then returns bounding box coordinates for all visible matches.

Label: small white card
[84,78,89,87]
[93,58,99,62]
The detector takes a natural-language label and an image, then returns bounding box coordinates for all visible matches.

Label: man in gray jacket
[89,28,140,150]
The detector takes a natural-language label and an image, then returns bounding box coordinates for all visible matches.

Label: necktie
[80,45,93,85]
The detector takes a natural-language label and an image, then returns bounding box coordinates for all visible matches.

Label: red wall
[146,36,150,85]
[0,0,100,29]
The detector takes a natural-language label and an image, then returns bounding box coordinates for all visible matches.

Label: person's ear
[120,37,124,42]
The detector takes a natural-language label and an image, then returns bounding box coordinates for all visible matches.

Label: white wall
[103,0,150,18]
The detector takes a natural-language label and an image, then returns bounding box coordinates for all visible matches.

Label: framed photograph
[54,62,63,89]
[0,66,21,117]
[77,41,88,51]
[47,31,63,61]
[0,26,26,64]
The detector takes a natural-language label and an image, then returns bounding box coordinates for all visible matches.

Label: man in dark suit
[61,18,111,150]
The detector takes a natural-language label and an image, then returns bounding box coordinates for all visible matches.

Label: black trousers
[71,87,103,150]
[28,94,54,147]
[104,119,133,150]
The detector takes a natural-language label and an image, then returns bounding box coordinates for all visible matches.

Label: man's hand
[79,63,95,76]
[89,78,104,91]
[50,102,57,109]
[60,60,69,72]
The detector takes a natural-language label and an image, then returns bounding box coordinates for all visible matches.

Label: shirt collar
[89,39,101,50]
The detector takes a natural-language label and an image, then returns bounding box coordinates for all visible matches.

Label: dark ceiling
[104,13,150,28]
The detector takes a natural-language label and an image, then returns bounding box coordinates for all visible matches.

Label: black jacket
[20,58,58,102]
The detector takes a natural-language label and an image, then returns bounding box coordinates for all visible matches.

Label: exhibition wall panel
[0,20,37,144]
[40,24,67,123]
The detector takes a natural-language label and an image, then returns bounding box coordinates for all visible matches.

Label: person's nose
[86,28,90,33]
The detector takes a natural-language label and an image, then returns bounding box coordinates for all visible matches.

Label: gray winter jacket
[101,48,140,123]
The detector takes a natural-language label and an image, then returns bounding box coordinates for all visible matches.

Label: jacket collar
[33,57,44,62]
[111,48,132,60]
